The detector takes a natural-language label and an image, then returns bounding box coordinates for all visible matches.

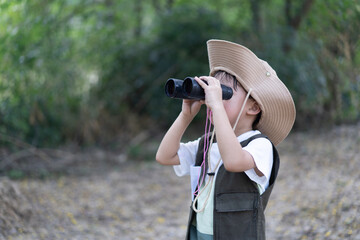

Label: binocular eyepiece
[165,77,233,100]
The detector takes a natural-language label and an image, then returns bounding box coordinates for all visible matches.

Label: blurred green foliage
[0,0,359,147]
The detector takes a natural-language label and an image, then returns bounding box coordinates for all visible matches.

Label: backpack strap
[194,133,269,178]
[239,133,268,148]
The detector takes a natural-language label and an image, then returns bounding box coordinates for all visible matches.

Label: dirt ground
[1,124,360,240]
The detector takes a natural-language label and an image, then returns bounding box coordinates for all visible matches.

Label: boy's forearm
[156,113,193,165]
[212,106,255,172]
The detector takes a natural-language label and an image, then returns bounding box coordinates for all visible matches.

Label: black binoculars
[165,77,233,100]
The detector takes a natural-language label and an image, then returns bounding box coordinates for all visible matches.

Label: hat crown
[207,39,296,145]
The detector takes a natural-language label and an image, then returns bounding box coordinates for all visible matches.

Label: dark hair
[214,70,262,130]
[252,111,262,130]
[213,70,241,91]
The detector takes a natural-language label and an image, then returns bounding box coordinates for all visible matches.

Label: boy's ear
[247,102,261,116]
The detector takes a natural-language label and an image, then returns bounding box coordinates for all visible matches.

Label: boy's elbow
[223,150,255,172]
[156,158,166,165]
[222,156,249,172]
[221,153,238,172]
[155,151,179,165]
[155,153,165,165]
[223,161,238,172]
[155,152,170,165]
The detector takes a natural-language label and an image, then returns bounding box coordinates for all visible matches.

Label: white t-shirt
[173,130,273,236]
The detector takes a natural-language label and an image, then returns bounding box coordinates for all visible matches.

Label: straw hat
[207,39,296,145]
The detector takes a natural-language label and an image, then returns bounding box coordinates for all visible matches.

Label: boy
[156,39,296,240]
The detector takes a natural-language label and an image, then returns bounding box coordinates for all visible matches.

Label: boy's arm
[194,76,261,174]
[211,105,260,174]
[156,99,203,166]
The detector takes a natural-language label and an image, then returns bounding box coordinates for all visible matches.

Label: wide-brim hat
[207,39,296,145]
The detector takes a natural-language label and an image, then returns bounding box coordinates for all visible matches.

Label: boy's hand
[181,98,203,120]
[194,76,223,111]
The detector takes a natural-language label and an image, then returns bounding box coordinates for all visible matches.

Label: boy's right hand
[181,99,204,120]
[156,97,203,166]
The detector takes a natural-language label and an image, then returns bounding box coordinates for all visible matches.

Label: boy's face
[219,78,255,129]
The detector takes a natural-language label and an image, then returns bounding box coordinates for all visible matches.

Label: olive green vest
[186,134,280,240]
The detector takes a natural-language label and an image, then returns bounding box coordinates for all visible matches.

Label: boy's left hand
[194,76,223,111]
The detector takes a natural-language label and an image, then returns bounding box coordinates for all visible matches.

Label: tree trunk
[283,0,315,52]
[134,0,143,38]
[250,0,262,33]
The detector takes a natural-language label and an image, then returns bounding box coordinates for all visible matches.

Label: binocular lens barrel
[183,77,207,100]
[165,78,192,99]
[183,77,205,99]
[165,77,233,100]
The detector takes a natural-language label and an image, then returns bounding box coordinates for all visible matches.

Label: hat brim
[207,39,296,145]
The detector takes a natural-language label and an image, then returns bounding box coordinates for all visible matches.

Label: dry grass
[267,123,360,239]
[0,123,359,239]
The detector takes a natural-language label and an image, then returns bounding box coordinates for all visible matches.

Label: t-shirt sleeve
[173,138,200,177]
[243,138,273,192]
